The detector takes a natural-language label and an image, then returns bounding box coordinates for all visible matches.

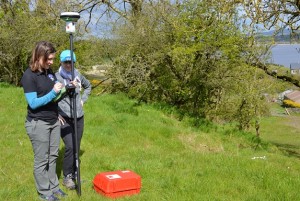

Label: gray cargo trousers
[25,119,60,197]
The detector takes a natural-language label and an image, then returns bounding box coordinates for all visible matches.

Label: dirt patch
[178,133,224,153]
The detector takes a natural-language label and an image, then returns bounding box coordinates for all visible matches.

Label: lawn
[0,83,299,201]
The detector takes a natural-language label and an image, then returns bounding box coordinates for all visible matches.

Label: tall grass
[0,83,300,201]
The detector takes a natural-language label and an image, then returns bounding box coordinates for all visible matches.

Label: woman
[56,50,91,190]
[21,41,67,201]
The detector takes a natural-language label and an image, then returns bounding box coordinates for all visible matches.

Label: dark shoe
[62,174,76,190]
[53,189,67,197]
[39,194,60,201]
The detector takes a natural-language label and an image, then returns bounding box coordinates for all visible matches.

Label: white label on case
[106,174,121,179]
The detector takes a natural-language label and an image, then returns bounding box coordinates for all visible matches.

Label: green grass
[1,83,300,200]
[259,117,300,158]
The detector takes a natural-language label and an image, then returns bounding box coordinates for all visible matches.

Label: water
[269,44,300,68]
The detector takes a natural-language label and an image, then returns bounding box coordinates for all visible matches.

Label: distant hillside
[257,29,300,43]
[260,29,292,36]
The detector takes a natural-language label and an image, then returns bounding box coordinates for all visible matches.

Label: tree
[0,0,272,130]
[0,0,72,85]
[241,0,300,33]
[106,0,269,129]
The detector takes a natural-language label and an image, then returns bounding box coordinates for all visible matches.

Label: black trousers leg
[61,116,84,177]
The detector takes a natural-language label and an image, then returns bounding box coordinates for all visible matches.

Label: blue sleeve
[25,90,57,110]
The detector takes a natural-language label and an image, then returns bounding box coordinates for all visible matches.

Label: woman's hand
[70,80,78,87]
[53,82,63,93]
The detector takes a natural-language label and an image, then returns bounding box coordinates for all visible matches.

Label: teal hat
[60,50,76,62]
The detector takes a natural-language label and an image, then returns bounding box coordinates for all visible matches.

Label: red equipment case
[93,170,141,198]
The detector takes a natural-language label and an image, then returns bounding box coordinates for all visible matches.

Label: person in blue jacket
[56,50,91,190]
[21,41,67,201]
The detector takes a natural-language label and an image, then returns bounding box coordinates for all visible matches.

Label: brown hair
[29,41,56,71]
